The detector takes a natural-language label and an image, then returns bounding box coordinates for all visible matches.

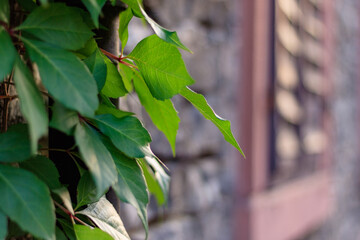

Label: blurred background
[121,0,360,239]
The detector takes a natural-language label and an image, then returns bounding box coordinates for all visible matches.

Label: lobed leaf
[23,38,99,117]
[134,73,179,155]
[17,3,94,50]
[180,87,245,157]
[0,27,16,82]
[74,225,113,240]
[94,114,151,158]
[81,0,107,28]
[78,197,130,240]
[75,123,118,197]
[0,124,31,163]
[14,58,48,153]
[129,35,194,100]
[0,165,55,240]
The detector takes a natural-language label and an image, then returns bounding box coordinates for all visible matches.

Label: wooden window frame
[235,0,335,239]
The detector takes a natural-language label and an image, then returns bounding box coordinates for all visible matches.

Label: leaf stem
[100,48,121,62]
[54,200,90,227]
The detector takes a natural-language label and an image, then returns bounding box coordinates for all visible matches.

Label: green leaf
[17,3,94,50]
[75,123,117,197]
[103,139,148,235]
[78,197,131,240]
[56,227,68,240]
[119,7,133,53]
[14,58,48,153]
[118,62,134,92]
[0,0,9,23]
[121,0,143,17]
[17,0,37,12]
[84,49,107,91]
[50,102,80,135]
[74,225,113,240]
[94,114,151,158]
[58,219,76,240]
[129,35,194,100]
[39,0,48,5]
[96,104,134,119]
[52,188,74,215]
[143,153,170,205]
[0,27,16,81]
[138,2,191,52]
[81,0,107,28]
[134,74,179,155]
[19,155,61,190]
[101,57,127,98]
[76,171,99,209]
[0,165,55,240]
[0,124,31,163]
[180,87,245,157]
[138,159,165,205]
[0,210,7,240]
[23,38,99,117]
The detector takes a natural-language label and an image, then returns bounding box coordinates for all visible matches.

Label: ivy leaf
[0,165,55,240]
[50,102,80,135]
[134,74,179,155]
[23,38,99,117]
[0,0,9,23]
[94,114,151,158]
[119,7,133,53]
[180,87,245,157]
[96,104,134,119]
[0,210,7,240]
[103,139,149,235]
[81,0,107,28]
[17,3,94,50]
[14,57,48,153]
[129,35,194,100]
[138,2,191,52]
[0,28,16,82]
[74,225,113,240]
[101,57,128,98]
[78,197,131,240]
[19,155,62,190]
[121,0,143,17]
[138,159,165,205]
[75,123,118,197]
[0,124,31,163]
[84,49,107,91]
[76,171,99,209]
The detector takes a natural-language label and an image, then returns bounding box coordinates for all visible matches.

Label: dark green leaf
[94,114,151,158]
[134,74,179,155]
[119,7,133,53]
[180,87,245,156]
[101,57,127,98]
[17,0,37,12]
[19,155,61,190]
[81,0,107,28]
[138,2,191,52]
[14,58,48,153]
[17,3,94,50]
[74,225,113,240]
[39,0,48,5]
[76,171,99,209]
[76,38,98,59]
[23,38,99,117]
[84,49,107,91]
[56,227,68,240]
[138,159,165,205]
[96,104,133,118]
[75,123,117,197]
[0,165,55,240]
[104,139,148,235]
[50,102,79,135]
[78,197,130,240]
[121,0,143,17]
[0,124,31,163]
[58,219,76,240]
[0,27,16,81]
[0,0,9,23]
[0,210,7,240]
[129,35,194,100]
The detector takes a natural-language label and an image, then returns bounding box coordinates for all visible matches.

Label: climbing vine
[0,0,244,239]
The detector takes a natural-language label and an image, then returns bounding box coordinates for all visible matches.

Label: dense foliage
[0,0,243,239]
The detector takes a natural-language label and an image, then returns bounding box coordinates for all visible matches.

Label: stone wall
[121,0,241,239]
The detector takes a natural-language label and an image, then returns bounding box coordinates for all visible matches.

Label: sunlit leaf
[101,57,128,98]
[119,7,133,53]
[74,225,113,240]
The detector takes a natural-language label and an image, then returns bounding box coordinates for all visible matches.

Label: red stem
[54,201,90,226]
[100,48,121,61]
